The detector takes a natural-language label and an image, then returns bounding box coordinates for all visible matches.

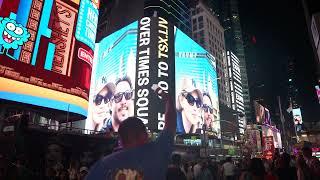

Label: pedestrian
[301,147,320,177]
[166,154,187,180]
[239,158,266,180]
[222,157,236,180]
[85,85,176,180]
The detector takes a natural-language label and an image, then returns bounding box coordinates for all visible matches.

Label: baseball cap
[95,76,115,96]
[79,166,89,173]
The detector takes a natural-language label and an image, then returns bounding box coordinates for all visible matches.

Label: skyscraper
[190,0,231,107]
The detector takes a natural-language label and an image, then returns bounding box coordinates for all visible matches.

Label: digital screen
[292,108,303,125]
[86,17,219,134]
[315,85,320,104]
[175,28,219,135]
[86,17,176,132]
[0,0,99,118]
[86,21,138,132]
[254,101,265,124]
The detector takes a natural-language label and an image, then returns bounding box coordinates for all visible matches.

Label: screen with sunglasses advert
[175,28,220,135]
[0,0,99,118]
[86,17,175,133]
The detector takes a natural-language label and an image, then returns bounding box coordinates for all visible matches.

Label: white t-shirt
[222,162,235,176]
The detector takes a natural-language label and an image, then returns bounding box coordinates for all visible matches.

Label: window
[192,10,196,16]
[198,16,203,22]
[192,18,197,24]
[199,30,204,37]
[199,22,203,29]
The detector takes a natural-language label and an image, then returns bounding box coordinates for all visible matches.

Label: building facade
[227,51,245,134]
[190,0,231,107]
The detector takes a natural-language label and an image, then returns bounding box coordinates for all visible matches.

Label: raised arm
[152,84,176,135]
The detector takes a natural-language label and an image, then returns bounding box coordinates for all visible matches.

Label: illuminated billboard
[175,28,219,135]
[86,17,219,134]
[86,17,175,132]
[254,101,271,125]
[0,0,99,118]
[316,85,320,104]
[293,108,303,132]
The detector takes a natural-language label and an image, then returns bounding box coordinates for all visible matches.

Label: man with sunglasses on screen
[104,76,134,132]
[176,78,203,134]
[91,82,115,132]
[202,92,214,131]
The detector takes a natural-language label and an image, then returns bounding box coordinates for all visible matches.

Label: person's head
[302,147,312,160]
[202,92,213,129]
[177,78,203,126]
[226,157,232,162]
[171,154,182,166]
[93,82,115,127]
[280,153,291,168]
[249,158,265,177]
[118,117,148,149]
[112,76,134,125]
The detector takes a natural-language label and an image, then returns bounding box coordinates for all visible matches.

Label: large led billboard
[254,101,271,125]
[0,0,99,118]
[86,17,176,132]
[175,28,219,135]
[292,108,303,132]
[86,17,219,134]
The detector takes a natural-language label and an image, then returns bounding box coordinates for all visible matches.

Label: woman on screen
[176,78,203,134]
[91,82,115,132]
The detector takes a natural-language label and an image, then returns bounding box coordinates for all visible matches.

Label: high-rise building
[97,0,194,41]
[190,0,231,107]
[223,0,251,122]
[227,51,245,134]
[206,0,252,122]
[301,0,320,77]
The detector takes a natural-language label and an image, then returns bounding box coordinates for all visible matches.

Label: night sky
[239,0,320,122]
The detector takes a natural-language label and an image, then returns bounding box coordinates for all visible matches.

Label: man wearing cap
[91,81,115,132]
[176,78,203,134]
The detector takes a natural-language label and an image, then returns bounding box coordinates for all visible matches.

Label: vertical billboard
[292,108,303,132]
[263,136,274,160]
[0,0,99,118]
[316,85,320,104]
[86,17,175,132]
[175,28,219,135]
[254,101,265,124]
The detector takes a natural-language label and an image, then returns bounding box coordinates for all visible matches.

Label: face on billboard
[175,28,219,134]
[112,79,134,123]
[86,22,138,132]
[0,0,99,118]
[292,108,303,125]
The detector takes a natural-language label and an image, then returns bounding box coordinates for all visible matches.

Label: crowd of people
[166,147,320,180]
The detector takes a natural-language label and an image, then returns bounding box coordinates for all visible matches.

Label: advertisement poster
[263,136,275,160]
[254,101,265,124]
[0,0,99,118]
[175,28,219,135]
[86,17,176,132]
[315,85,320,104]
[292,108,303,132]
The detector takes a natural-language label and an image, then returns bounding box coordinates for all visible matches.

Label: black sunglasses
[203,104,213,114]
[183,93,202,108]
[113,90,133,103]
[94,94,111,105]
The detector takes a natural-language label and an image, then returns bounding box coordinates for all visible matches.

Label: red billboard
[0,0,99,118]
[263,136,275,160]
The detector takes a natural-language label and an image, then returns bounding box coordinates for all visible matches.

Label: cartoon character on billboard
[0,17,30,59]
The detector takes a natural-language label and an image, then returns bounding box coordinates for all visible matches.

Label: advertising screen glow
[175,28,219,135]
[0,0,99,118]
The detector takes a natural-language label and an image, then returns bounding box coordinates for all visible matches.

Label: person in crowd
[276,153,297,180]
[104,76,134,132]
[196,161,213,180]
[222,157,236,180]
[166,154,187,180]
[202,92,214,131]
[186,162,194,180]
[78,166,89,180]
[194,160,203,178]
[239,158,266,180]
[296,154,312,180]
[86,85,176,180]
[91,81,115,132]
[301,147,320,177]
[176,78,203,134]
